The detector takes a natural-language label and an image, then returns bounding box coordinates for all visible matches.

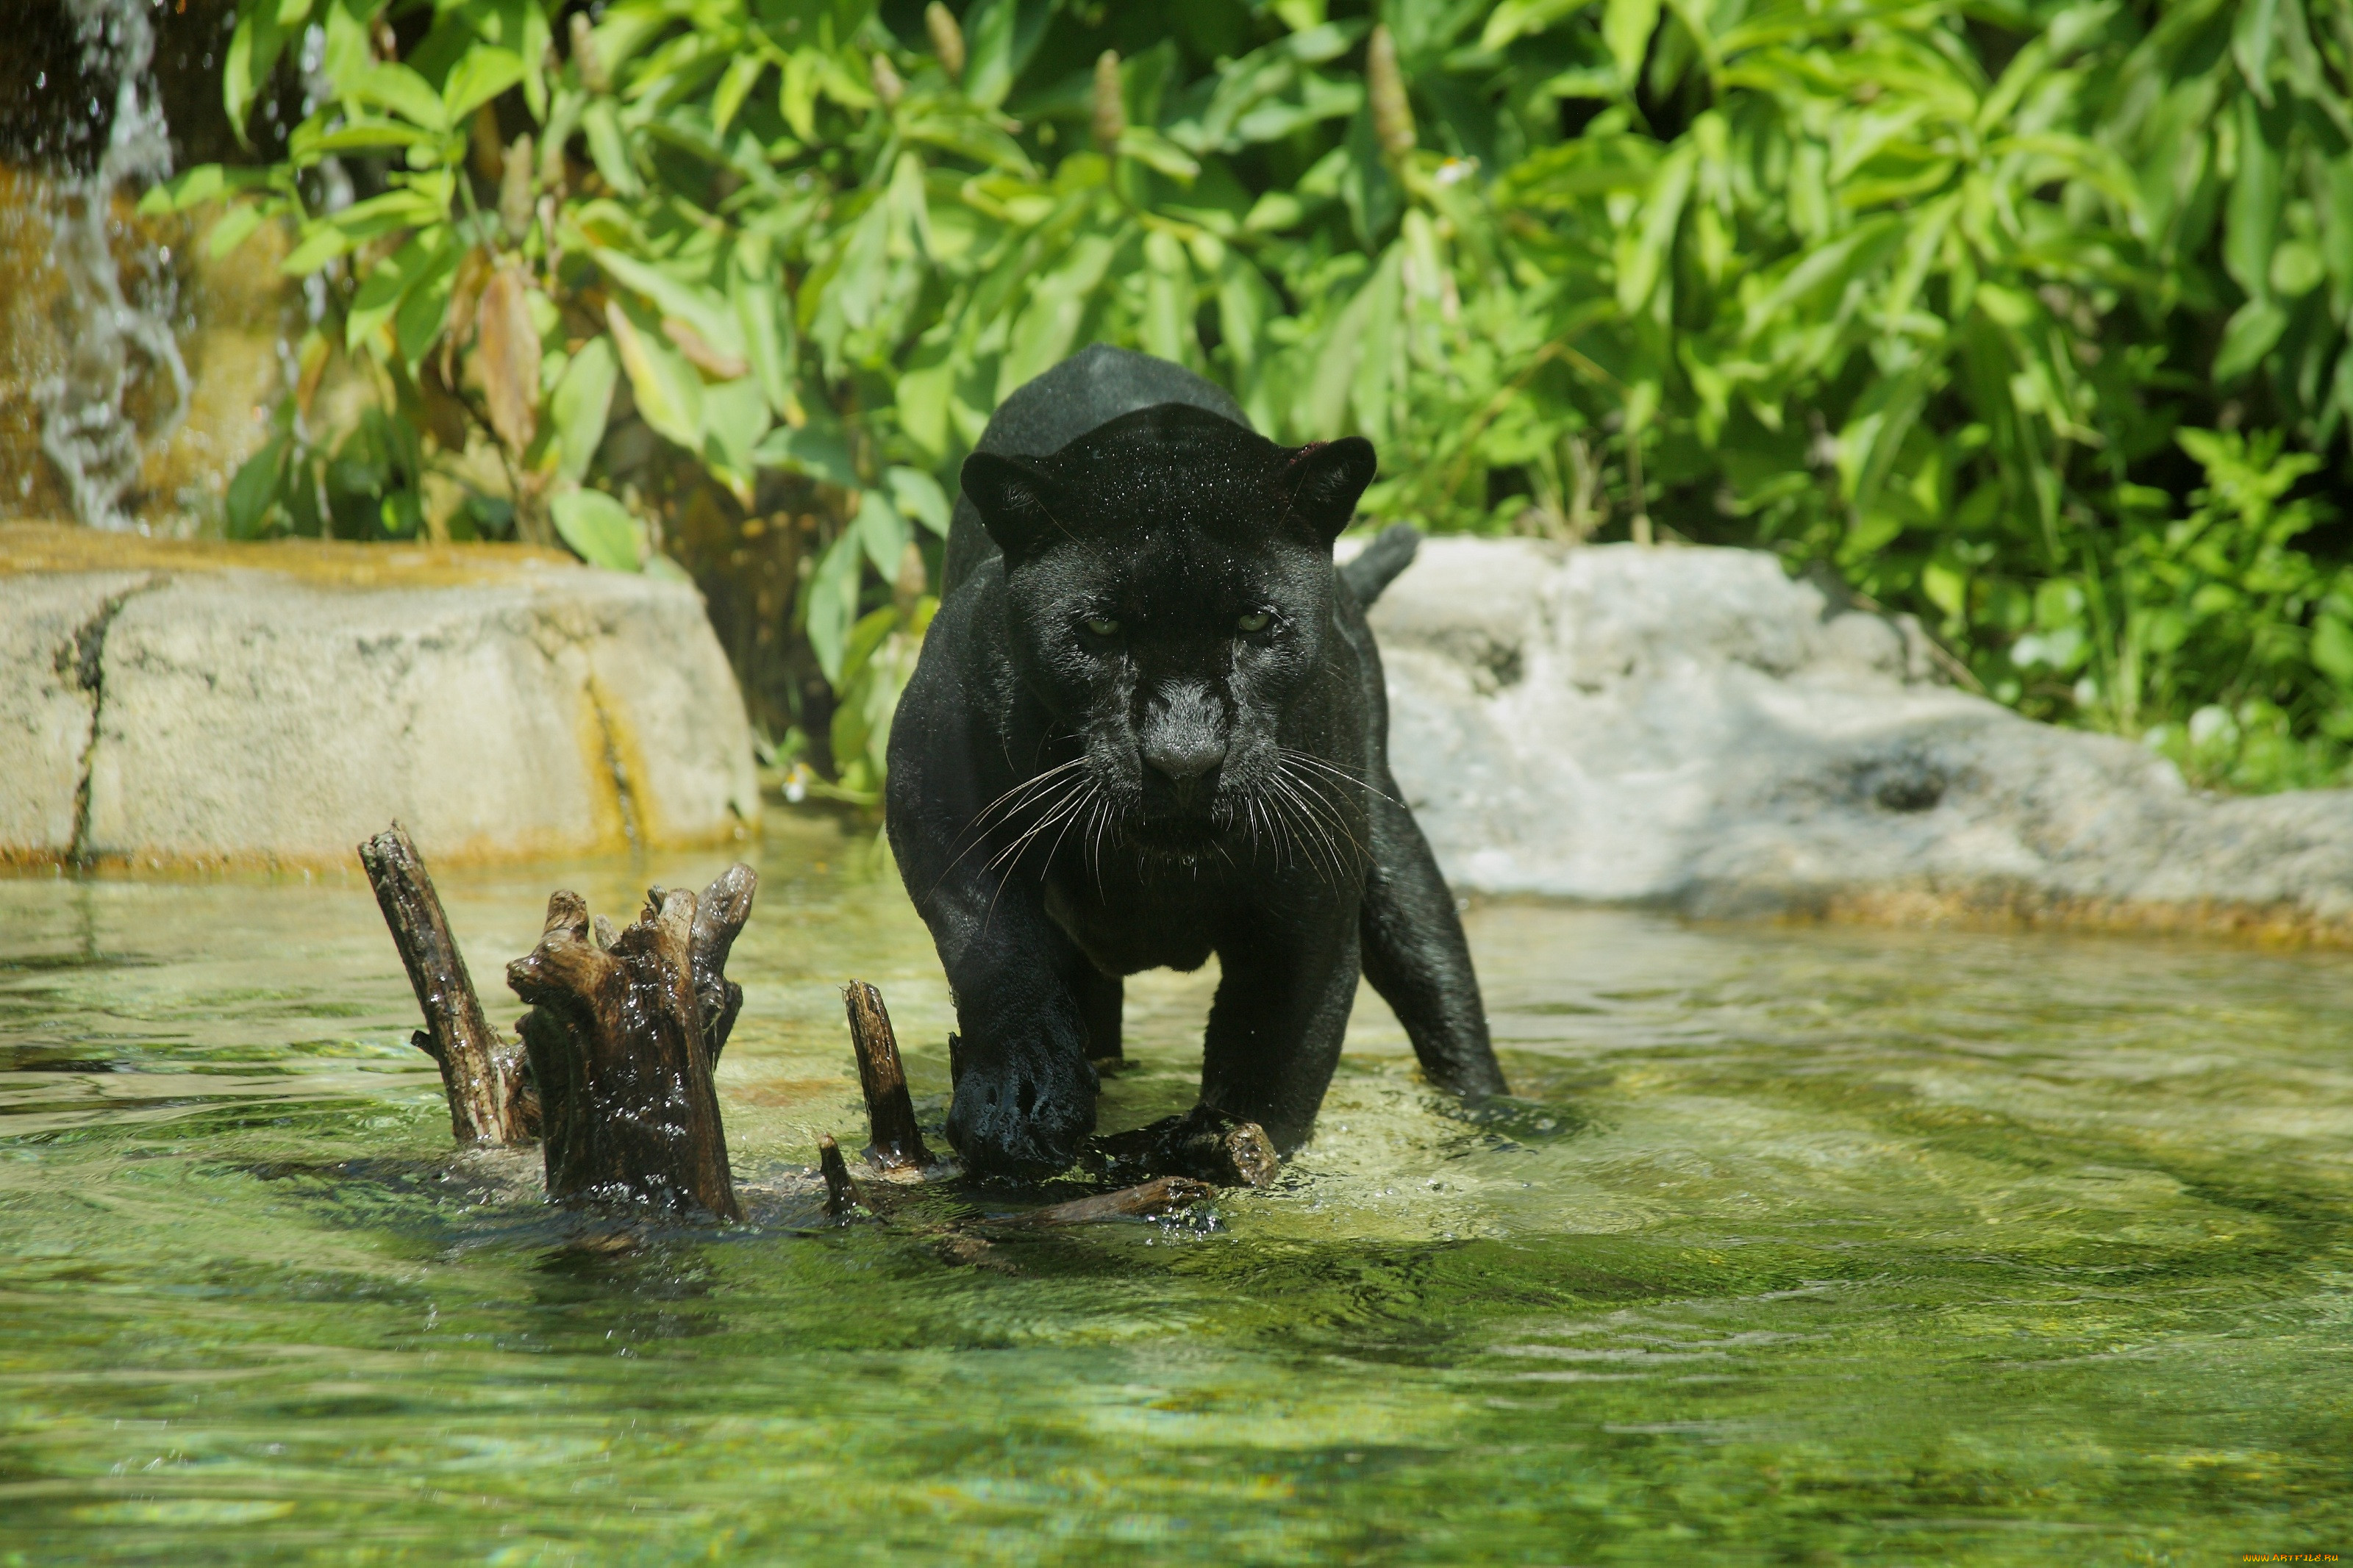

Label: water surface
[3,814,2348,1563]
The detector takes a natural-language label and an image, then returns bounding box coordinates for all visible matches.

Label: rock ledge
[1372,538,2353,943]
[1,524,759,870]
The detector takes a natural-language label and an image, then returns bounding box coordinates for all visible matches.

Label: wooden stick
[1003,1176,1214,1228]
[843,981,931,1171]
[358,823,529,1145]
[817,1133,859,1220]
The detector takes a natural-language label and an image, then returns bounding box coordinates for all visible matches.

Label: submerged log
[843,980,932,1172]
[359,823,532,1145]
[1004,1175,1214,1228]
[506,867,755,1220]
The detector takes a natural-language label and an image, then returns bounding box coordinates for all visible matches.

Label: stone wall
[1,525,759,869]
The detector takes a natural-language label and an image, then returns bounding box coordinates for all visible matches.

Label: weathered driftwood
[1088,1107,1279,1189]
[506,867,755,1220]
[844,980,932,1172]
[1001,1175,1215,1227]
[359,823,532,1145]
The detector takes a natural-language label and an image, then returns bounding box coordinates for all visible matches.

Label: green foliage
[146,0,2353,794]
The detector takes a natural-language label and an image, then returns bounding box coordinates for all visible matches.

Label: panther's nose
[1142,734,1226,787]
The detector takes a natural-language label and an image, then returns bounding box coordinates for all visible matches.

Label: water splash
[35,0,190,531]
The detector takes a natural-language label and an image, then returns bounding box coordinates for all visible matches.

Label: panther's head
[960,403,1376,858]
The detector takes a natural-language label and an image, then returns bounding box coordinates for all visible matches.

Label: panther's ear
[1281,437,1378,547]
[960,451,1062,563]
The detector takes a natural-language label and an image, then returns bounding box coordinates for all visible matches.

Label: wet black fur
[886,345,1505,1179]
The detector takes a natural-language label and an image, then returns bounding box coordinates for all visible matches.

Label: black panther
[885,344,1504,1179]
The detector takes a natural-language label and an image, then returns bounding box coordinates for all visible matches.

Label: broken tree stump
[506,867,756,1220]
[843,981,932,1172]
[359,823,532,1145]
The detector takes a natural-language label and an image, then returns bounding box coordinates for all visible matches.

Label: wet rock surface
[0,524,758,868]
[1372,538,2353,939]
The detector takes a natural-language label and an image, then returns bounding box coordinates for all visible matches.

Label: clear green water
[3,814,2348,1565]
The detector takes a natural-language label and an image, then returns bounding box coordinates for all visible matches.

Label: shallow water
[2,812,2348,1564]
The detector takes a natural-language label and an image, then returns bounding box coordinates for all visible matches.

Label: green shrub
[143,0,2353,795]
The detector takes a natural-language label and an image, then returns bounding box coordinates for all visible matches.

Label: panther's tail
[1340,523,1421,608]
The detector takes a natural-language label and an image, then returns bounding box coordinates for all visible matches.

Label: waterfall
[35,0,190,531]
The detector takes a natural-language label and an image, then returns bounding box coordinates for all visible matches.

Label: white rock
[1372,539,2353,937]
[1,527,758,869]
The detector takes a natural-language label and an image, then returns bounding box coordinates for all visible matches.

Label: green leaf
[753,423,859,489]
[1306,243,1404,440]
[2233,0,2279,104]
[701,375,773,483]
[393,245,462,372]
[1482,0,1600,51]
[1615,142,1694,314]
[732,263,799,423]
[855,489,911,576]
[443,46,527,123]
[290,117,436,163]
[605,302,703,451]
[548,336,618,483]
[206,204,269,260]
[225,434,288,537]
[2213,300,2288,383]
[344,232,437,355]
[885,468,951,536]
[713,53,766,134]
[804,527,865,684]
[590,247,737,351]
[582,99,641,196]
[224,7,293,139]
[780,49,822,141]
[2224,96,2285,298]
[349,63,450,132]
[551,490,645,572]
[995,232,1119,402]
[2315,615,2353,686]
[1339,107,1400,247]
[138,164,236,215]
[896,351,954,459]
[963,0,1022,110]
[1117,129,1202,183]
[1603,0,1661,90]
[1141,228,1194,365]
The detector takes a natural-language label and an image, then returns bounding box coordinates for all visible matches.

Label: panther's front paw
[946,1053,1098,1181]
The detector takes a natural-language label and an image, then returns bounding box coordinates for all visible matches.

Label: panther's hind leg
[1359,791,1508,1098]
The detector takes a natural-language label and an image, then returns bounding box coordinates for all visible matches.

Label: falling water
[35,0,190,531]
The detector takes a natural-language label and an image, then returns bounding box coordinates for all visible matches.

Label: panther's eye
[1236,612,1272,634]
[1082,616,1121,638]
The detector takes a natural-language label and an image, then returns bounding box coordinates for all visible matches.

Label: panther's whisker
[977,778,1096,934]
[1279,748,1399,807]
[1282,770,1361,882]
[928,758,1090,894]
[1278,760,1371,860]
[966,758,1087,831]
[1263,775,1340,888]
[1039,780,1098,878]
[980,775,1090,880]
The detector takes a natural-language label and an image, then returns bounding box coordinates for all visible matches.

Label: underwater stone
[1369,538,2353,942]
[0,523,758,868]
